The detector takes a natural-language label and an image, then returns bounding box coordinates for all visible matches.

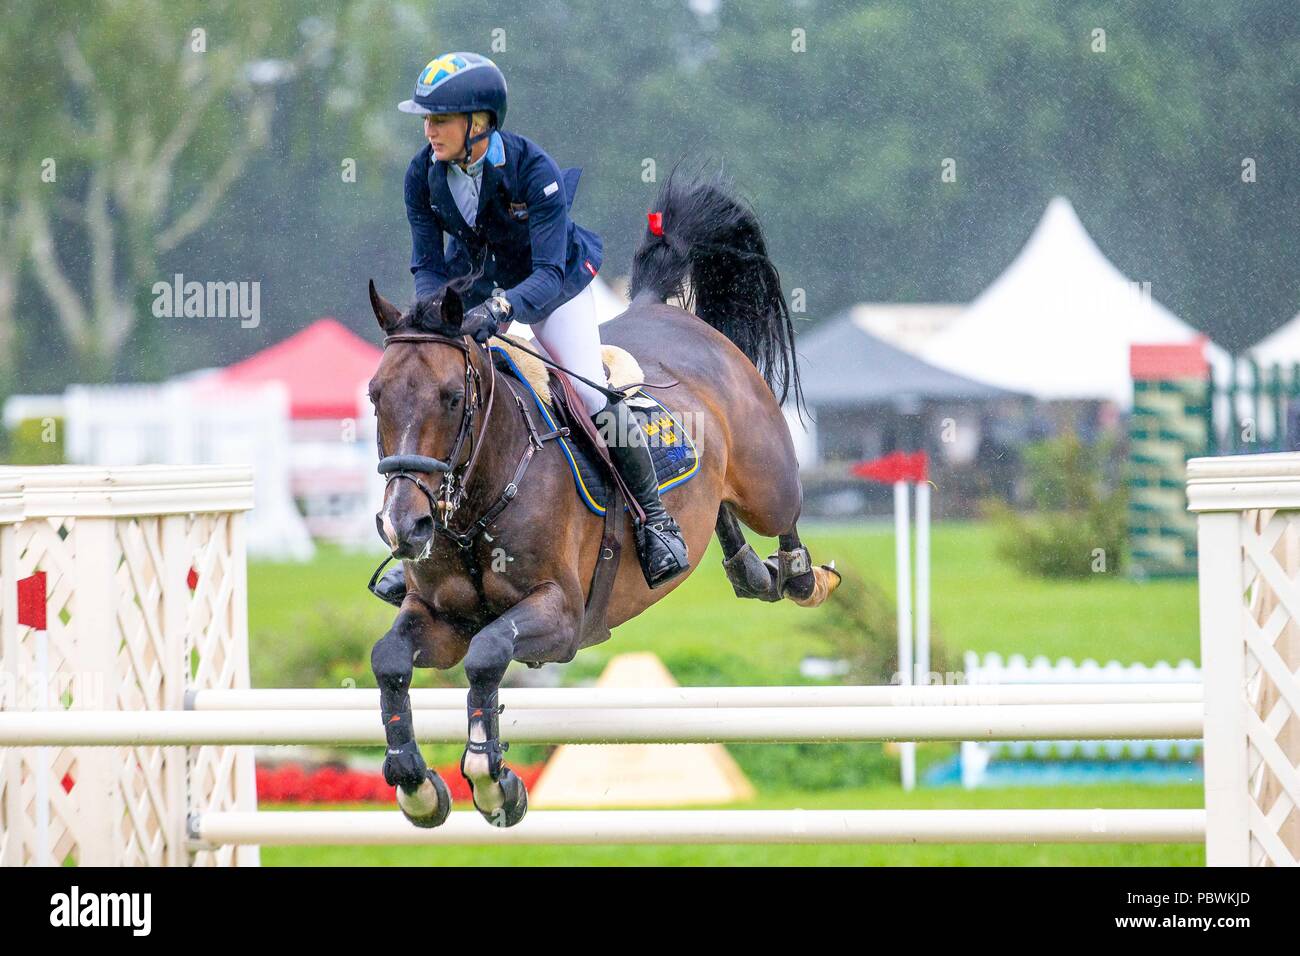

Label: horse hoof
[476,767,529,828]
[396,769,451,829]
[788,563,843,608]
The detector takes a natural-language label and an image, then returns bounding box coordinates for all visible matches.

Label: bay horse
[367,170,840,828]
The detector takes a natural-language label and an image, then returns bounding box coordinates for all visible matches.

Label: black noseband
[378,454,452,475]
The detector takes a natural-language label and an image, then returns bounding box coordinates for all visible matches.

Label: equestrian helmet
[397,52,508,129]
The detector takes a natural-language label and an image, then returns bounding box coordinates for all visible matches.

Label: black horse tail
[629,166,805,418]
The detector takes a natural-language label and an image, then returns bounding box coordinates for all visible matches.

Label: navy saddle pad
[490,346,700,516]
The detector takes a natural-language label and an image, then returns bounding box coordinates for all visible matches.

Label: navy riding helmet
[398,52,508,160]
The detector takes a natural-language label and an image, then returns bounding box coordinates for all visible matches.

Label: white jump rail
[0,703,1205,746]
[187,683,1202,711]
[192,809,1207,846]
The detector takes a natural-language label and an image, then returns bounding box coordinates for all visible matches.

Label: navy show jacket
[404,129,604,324]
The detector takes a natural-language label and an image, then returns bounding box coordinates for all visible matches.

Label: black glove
[461,296,511,344]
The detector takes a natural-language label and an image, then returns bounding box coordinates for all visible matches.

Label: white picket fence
[959,652,1203,788]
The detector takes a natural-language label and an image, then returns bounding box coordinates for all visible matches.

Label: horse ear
[441,288,464,329]
[368,279,402,332]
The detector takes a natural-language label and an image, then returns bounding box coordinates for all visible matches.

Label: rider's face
[424,113,468,161]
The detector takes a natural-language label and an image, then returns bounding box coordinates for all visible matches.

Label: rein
[490,332,680,396]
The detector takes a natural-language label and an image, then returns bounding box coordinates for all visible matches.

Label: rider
[372,52,689,602]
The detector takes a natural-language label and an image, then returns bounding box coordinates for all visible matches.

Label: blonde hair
[424,111,493,133]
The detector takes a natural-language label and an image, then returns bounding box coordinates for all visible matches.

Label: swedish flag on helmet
[398,51,508,129]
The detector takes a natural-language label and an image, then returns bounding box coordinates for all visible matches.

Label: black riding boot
[370,564,407,607]
[592,397,690,588]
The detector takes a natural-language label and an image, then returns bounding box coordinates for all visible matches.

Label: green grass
[245,520,1203,866]
[247,521,1200,689]
[258,782,1205,867]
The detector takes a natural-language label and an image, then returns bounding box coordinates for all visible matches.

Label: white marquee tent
[1249,311,1300,367]
[917,197,1227,408]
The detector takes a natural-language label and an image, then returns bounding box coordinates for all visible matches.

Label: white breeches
[528,284,608,416]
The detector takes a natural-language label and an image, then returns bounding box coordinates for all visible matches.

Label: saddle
[491,337,701,516]
[490,335,659,650]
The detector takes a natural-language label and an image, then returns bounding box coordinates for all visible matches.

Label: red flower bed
[256,762,544,805]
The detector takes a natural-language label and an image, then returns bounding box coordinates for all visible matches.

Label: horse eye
[447,392,464,409]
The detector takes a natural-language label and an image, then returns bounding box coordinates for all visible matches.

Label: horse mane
[396,269,485,336]
[404,296,450,334]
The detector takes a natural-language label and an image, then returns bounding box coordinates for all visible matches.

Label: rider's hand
[461,296,512,344]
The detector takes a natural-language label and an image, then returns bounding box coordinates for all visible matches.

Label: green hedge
[986,431,1127,578]
[4,416,64,465]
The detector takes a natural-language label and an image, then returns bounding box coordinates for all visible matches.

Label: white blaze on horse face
[381,510,399,551]
[379,420,417,549]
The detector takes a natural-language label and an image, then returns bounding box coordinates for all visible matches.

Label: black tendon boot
[592,397,690,588]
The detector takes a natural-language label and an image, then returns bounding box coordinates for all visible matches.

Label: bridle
[377,332,493,545]
[374,330,562,561]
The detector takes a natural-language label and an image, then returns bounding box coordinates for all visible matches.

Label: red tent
[210,318,381,420]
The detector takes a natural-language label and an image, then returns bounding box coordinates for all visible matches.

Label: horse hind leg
[715,505,840,607]
[717,504,781,601]
[772,526,841,608]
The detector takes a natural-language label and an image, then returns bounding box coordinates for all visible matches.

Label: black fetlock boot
[592,397,690,588]
[460,693,528,828]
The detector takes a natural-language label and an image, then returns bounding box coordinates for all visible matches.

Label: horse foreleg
[461,582,577,828]
[371,602,459,828]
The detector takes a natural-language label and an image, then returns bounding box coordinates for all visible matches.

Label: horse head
[367,279,486,560]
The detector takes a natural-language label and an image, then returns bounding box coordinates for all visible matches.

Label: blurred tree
[9,0,1300,389]
[14,1,356,381]
[0,1,65,395]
